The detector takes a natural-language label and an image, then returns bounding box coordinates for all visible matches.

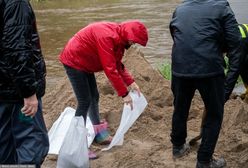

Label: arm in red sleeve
[97,37,128,96]
[116,61,134,86]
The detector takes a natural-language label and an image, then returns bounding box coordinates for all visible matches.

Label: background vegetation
[159,57,243,85]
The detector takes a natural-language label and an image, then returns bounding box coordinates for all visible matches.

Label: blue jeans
[0,99,49,167]
[64,65,100,125]
[170,75,225,162]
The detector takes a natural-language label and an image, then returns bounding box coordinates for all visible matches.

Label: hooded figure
[60,20,148,96]
[59,20,148,159]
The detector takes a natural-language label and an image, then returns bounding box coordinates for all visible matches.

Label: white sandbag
[57,116,89,168]
[102,91,148,151]
[48,107,95,154]
[86,116,95,147]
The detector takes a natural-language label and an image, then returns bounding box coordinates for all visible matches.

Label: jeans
[0,99,49,167]
[64,65,100,125]
[170,75,225,162]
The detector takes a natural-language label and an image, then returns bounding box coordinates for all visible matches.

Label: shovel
[189,108,207,146]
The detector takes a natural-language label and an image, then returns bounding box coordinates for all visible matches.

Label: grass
[159,60,171,80]
[159,57,243,85]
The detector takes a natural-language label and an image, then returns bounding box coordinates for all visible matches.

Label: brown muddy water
[32,0,247,91]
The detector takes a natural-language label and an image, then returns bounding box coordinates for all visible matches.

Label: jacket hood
[120,20,148,47]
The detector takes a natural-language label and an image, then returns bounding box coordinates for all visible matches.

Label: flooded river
[32,0,247,89]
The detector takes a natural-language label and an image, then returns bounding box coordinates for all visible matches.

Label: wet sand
[42,47,248,168]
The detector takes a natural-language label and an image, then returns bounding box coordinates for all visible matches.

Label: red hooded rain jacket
[59,20,148,96]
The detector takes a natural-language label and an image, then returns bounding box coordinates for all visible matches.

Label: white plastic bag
[102,91,148,151]
[57,116,89,168]
[86,116,95,147]
[48,107,95,154]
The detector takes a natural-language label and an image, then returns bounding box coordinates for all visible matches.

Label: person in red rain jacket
[59,20,148,159]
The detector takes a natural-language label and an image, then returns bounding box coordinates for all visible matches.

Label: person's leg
[240,66,248,86]
[240,55,248,96]
[239,39,248,87]
[64,65,98,159]
[240,65,248,99]
[171,75,195,147]
[197,75,225,163]
[12,99,49,167]
[87,74,112,145]
[239,39,248,98]
[0,103,16,163]
[64,65,92,121]
[87,73,100,125]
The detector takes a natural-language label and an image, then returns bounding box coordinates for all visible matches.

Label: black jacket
[170,0,243,100]
[0,0,46,102]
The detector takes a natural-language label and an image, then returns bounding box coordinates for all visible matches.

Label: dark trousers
[170,75,225,162]
[240,38,248,84]
[0,99,49,167]
[64,65,100,125]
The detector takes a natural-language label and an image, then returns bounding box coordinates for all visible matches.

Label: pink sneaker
[93,121,112,145]
[88,150,98,160]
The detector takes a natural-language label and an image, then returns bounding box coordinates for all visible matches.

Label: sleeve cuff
[121,91,129,98]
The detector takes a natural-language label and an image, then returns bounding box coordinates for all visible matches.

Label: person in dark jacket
[169,0,242,167]
[59,20,148,159]
[237,24,248,99]
[0,0,49,166]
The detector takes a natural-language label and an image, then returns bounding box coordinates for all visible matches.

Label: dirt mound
[42,47,248,168]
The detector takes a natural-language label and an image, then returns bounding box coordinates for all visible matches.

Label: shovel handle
[189,108,207,146]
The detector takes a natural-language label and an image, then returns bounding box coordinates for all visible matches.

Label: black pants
[170,75,225,162]
[64,65,100,125]
[0,99,49,167]
[240,38,248,84]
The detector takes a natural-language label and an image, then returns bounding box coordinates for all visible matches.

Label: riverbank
[42,47,248,168]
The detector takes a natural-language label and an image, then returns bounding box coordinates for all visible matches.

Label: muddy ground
[41,47,248,168]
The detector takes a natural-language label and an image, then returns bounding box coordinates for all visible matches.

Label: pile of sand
[42,47,248,168]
